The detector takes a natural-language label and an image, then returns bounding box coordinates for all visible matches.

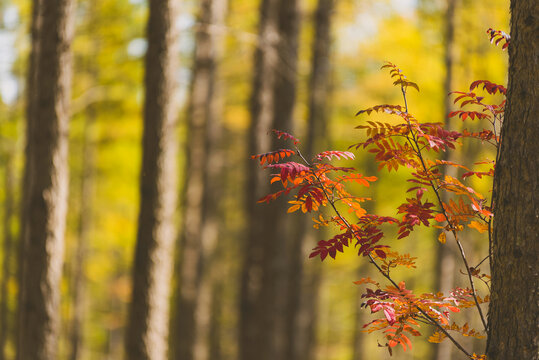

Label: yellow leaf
[468,220,488,233]
[438,232,446,244]
[287,204,300,213]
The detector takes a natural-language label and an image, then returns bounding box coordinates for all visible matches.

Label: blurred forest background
[0,0,508,359]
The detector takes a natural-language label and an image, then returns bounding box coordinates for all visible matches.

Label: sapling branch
[398,84,489,333]
[295,146,474,359]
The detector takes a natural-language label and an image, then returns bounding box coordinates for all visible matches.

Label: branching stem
[295,147,474,359]
[399,85,488,333]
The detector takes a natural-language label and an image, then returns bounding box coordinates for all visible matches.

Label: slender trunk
[16,0,41,354]
[486,1,539,359]
[174,0,227,359]
[17,0,75,359]
[433,1,457,359]
[285,1,333,359]
[124,1,179,359]
[68,101,97,360]
[0,155,14,360]
[240,0,300,358]
[240,0,280,359]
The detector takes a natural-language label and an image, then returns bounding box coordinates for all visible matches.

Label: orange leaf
[353,277,378,285]
[438,232,446,244]
[434,213,446,222]
[468,220,488,233]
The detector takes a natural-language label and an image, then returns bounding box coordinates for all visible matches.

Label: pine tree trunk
[16,0,40,353]
[433,1,457,359]
[285,1,333,359]
[240,0,300,358]
[0,154,14,360]
[124,1,179,359]
[486,1,539,359]
[240,0,280,359]
[174,0,227,359]
[17,0,75,359]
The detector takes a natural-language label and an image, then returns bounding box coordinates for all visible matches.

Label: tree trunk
[486,1,539,359]
[285,1,333,359]
[240,0,300,358]
[433,1,457,360]
[174,0,227,359]
[16,0,75,359]
[16,0,41,354]
[240,0,280,358]
[0,154,14,360]
[68,99,97,360]
[124,1,179,359]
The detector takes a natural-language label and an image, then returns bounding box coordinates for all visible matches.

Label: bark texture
[175,0,227,359]
[124,1,179,359]
[17,0,75,359]
[285,1,333,359]
[240,0,300,359]
[486,1,539,359]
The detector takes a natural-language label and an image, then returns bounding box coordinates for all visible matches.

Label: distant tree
[240,0,300,358]
[124,0,179,359]
[434,1,458,360]
[17,0,75,359]
[68,81,97,360]
[286,1,334,359]
[174,0,228,359]
[486,1,539,359]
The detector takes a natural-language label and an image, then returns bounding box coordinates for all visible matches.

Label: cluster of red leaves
[487,28,510,50]
[253,32,508,356]
[309,214,397,260]
[359,281,474,354]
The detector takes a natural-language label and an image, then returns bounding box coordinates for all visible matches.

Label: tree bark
[174,0,227,359]
[240,0,280,359]
[240,0,300,358]
[16,0,41,354]
[285,1,333,359]
[124,1,179,359]
[486,1,539,359]
[17,0,75,359]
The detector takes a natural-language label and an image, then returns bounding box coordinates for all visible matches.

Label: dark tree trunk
[240,0,300,358]
[16,0,41,354]
[433,1,457,360]
[285,1,333,359]
[17,0,75,359]
[174,0,227,359]
[124,1,179,359]
[486,1,539,359]
[240,0,280,359]
[0,154,14,360]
